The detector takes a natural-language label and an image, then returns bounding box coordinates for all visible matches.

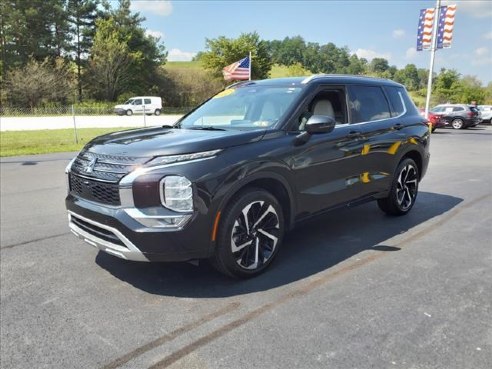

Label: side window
[297,88,347,131]
[348,86,391,123]
[385,86,406,117]
[144,98,151,105]
[453,107,464,112]
[133,99,142,105]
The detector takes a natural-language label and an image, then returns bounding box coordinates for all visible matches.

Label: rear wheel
[212,189,284,278]
[378,158,419,216]
[126,109,133,116]
[154,109,161,116]
[451,118,464,129]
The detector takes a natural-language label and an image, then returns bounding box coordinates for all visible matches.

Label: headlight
[146,149,221,167]
[160,176,193,212]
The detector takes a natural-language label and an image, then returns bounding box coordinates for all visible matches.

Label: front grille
[71,216,126,247]
[71,151,150,183]
[70,174,121,206]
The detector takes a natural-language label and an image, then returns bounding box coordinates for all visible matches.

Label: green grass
[0,127,137,157]
[163,61,203,71]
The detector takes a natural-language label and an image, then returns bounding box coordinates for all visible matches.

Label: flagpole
[425,0,441,119]
[248,51,252,81]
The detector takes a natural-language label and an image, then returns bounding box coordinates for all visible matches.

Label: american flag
[417,7,435,51]
[222,56,250,81]
[437,4,457,49]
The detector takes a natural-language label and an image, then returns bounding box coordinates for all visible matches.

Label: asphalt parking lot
[1,126,491,369]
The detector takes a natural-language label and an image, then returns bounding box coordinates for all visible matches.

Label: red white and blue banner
[417,4,456,51]
[437,4,456,49]
[417,7,435,51]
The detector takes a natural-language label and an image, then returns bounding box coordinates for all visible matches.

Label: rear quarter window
[384,86,406,117]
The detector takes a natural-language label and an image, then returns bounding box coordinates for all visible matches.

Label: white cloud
[442,0,492,18]
[145,29,164,40]
[475,47,489,57]
[354,48,391,61]
[167,48,197,62]
[484,31,492,40]
[405,47,418,59]
[472,47,492,66]
[392,29,406,39]
[131,1,173,16]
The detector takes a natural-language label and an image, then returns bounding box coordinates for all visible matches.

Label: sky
[126,0,492,84]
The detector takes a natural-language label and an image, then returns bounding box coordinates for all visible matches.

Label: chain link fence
[0,105,192,116]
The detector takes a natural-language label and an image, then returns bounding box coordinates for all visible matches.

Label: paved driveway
[1,127,491,369]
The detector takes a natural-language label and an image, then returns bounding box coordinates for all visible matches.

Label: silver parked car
[477,105,492,123]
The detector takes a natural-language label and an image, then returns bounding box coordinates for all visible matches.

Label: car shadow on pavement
[96,191,462,297]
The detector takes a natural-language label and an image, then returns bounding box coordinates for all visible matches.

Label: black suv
[430,104,481,129]
[65,76,430,277]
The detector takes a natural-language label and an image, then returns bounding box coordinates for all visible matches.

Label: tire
[126,109,133,116]
[211,188,284,278]
[451,118,464,129]
[378,158,419,216]
[154,109,161,116]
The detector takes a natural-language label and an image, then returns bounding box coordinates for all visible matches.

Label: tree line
[1,1,491,110]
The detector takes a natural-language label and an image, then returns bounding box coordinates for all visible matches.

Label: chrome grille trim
[68,211,148,262]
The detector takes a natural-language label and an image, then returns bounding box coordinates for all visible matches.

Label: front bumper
[66,193,214,262]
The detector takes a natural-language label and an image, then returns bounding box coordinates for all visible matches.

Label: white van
[114,96,162,116]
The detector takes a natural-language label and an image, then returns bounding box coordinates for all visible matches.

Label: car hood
[83,127,267,157]
[114,104,126,109]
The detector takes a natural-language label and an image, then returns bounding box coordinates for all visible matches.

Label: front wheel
[378,158,419,216]
[212,189,284,278]
[451,118,464,129]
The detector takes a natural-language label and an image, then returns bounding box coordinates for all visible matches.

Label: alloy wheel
[452,119,463,129]
[396,164,418,211]
[231,200,280,270]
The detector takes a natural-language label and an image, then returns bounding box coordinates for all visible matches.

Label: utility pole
[424,0,441,119]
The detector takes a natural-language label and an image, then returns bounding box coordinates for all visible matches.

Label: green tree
[0,0,69,69]
[394,64,419,90]
[103,0,166,95]
[86,17,136,100]
[201,32,272,80]
[67,0,100,102]
[5,57,73,108]
[369,58,390,75]
[347,54,367,75]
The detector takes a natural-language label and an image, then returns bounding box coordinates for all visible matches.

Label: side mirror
[305,115,336,134]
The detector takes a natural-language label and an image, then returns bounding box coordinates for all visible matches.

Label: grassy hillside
[163,61,308,79]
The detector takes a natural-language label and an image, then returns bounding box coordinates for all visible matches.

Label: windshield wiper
[188,126,227,131]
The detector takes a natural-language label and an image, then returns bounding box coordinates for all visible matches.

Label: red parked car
[419,109,447,132]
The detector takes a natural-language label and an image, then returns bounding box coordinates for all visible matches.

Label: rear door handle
[393,123,404,130]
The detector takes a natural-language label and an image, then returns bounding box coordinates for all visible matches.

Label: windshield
[124,99,135,105]
[179,85,302,129]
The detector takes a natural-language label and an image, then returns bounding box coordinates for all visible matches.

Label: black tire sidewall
[216,189,285,278]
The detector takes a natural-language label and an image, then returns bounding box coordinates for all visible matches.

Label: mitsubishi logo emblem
[84,157,97,173]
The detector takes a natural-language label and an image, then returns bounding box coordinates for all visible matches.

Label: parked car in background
[114,96,162,116]
[419,108,447,132]
[66,76,430,278]
[430,104,481,129]
[477,105,492,124]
